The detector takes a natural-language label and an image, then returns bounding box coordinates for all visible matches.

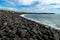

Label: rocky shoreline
[0,12,60,40]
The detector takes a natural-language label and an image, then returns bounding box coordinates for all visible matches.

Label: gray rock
[20,29,27,38]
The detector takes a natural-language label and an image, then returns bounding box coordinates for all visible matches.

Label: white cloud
[35,0,60,12]
[2,0,60,13]
[38,0,60,4]
[5,0,38,6]
[5,0,16,6]
[4,0,60,6]
[18,0,37,5]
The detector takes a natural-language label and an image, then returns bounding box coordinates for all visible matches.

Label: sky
[0,0,60,13]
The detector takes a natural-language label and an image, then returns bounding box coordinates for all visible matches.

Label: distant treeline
[0,9,55,14]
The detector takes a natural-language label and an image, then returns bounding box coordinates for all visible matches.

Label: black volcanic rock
[0,12,59,40]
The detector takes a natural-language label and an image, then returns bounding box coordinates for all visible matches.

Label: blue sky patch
[0,0,60,13]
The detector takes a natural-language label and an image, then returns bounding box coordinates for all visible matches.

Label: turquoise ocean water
[20,14,60,30]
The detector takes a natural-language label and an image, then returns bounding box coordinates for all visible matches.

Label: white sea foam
[20,14,60,30]
[20,14,25,17]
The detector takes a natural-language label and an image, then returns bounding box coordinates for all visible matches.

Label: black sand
[0,12,60,40]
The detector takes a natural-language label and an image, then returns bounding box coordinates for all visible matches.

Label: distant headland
[0,9,55,14]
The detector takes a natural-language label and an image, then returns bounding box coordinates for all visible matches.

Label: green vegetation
[0,9,34,14]
[0,9,21,14]
[0,9,55,14]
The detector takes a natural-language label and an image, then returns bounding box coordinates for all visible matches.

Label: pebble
[0,12,59,40]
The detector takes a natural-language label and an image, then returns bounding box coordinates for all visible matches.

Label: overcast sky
[0,0,60,13]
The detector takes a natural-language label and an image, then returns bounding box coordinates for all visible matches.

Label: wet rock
[3,22,7,26]
[54,34,59,40]
[29,38,33,40]
[20,29,27,38]
[43,35,48,40]
[22,38,27,40]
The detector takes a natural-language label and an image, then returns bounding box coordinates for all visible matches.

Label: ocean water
[20,14,60,30]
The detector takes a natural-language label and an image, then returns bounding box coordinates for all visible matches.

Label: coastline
[20,14,60,30]
[0,12,60,40]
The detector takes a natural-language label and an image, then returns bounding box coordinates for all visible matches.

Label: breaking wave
[20,14,60,30]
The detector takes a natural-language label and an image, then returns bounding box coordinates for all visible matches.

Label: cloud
[4,0,38,6]
[5,0,16,6]
[0,0,60,13]
[4,0,60,7]
[38,0,60,4]
[34,0,60,13]
[17,0,37,5]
